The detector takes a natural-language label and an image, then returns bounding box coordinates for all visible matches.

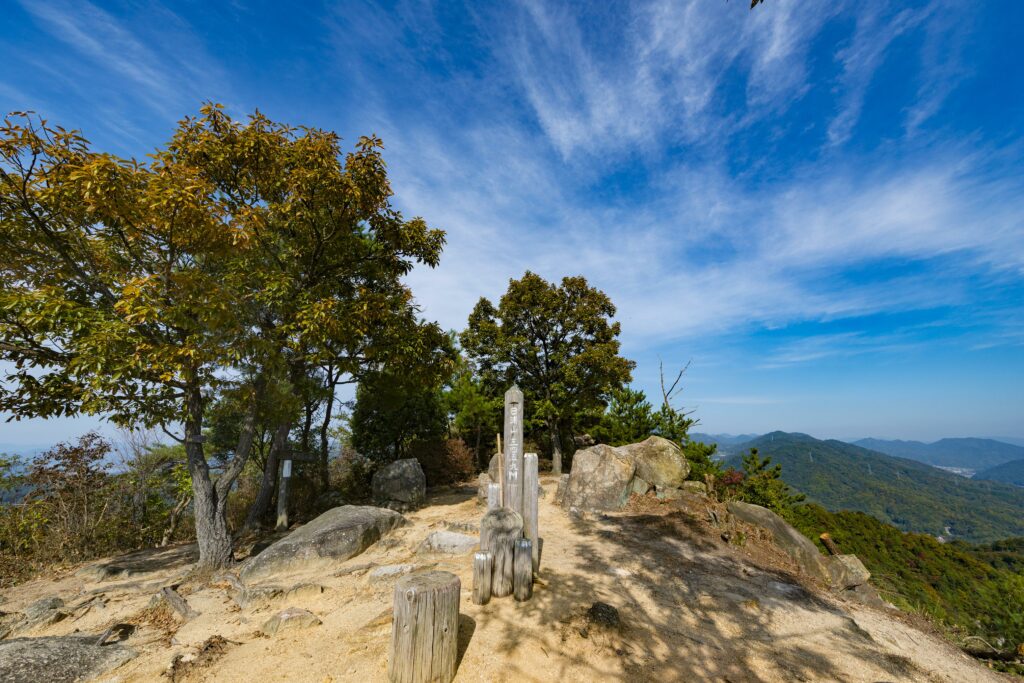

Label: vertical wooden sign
[503,385,525,517]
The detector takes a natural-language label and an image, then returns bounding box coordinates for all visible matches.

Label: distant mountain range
[723,431,1024,543]
[689,433,760,457]
[851,437,1024,471]
[974,459,1024,487]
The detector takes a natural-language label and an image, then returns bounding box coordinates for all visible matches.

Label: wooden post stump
[480,507,523,598]
[523,452,540,572]
[513,538,533,601]
[473,551,493,605]
[486,482,501,511]
[388,570,461,683]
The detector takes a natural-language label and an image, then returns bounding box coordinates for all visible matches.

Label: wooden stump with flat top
[480,507,523,598]
[513,538,533,601]
[388,570,461,683]
[472,550,493,605]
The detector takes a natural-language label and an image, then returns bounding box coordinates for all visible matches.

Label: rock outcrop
[561,444,637,512]
[0,635,136,683]
[260,607,321,636]
[827,554,871,590]
[726,500,833,584]
[241,505,407,581]
[372,459,426,511]
[621,437,690,489]
[561,437,693,512]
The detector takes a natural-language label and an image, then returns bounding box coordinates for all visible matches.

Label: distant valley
[692,431,1024,543]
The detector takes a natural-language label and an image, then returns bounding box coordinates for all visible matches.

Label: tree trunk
[549,420,563,475]
[318,367,337,491]
[244,421,289,530]
[183,380,235,571]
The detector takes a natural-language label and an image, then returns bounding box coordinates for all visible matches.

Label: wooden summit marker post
[523,452,540,572]
[503,385,525,517]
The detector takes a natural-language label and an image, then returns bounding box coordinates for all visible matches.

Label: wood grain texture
[486,482,501,511]
[388,570,461,683]
[480,507,523,598]
[523,452,540,572]
[472,551,493,605]
[513,538,533,602]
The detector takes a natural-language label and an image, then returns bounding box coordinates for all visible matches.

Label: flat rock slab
[369,564,417,581]
[260,607,321,636]
[241,505,407,582]
[417,530,478,555]
[0,635,136,683]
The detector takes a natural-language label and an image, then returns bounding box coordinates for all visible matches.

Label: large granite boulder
[727,501,832,584]
[827,554,871,590]
[561,444,636,512]
[0,636,136,683]
[372,459,426,510]
[621,436,690,489]
[241,505,407,582]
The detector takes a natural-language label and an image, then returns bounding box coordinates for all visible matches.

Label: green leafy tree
[443,353,501,468]
[460,272,634,473]
[735,448,805,513]
[591,387,658,446]
[0,107,445,568]
[351,369,448,462]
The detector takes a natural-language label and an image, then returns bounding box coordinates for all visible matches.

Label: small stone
[417,531,478,555]
[368,564,416,581]
[586,601,620,628]
[260,607,321,636]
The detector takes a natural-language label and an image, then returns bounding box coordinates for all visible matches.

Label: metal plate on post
[282,460,292,478]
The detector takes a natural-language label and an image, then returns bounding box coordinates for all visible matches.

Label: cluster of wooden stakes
[387,386,540,683]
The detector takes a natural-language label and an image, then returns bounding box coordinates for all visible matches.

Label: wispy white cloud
[13,0,232,123]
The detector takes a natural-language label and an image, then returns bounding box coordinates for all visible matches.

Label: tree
[591,387,658,446]
[734,448,805,513]
[443,353,501,468]
[0,107,445,569]
[460,272,634,473]
[351,365,451,463]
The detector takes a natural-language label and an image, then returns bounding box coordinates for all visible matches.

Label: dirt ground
[0,477,1009,682]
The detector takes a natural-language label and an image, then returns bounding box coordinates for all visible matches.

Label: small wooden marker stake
[472,550,493,605]
[388,570,461,683]
[486,482,501,511]
[480,508,523,598]
[523,452,540,572]
[513,538,533,601]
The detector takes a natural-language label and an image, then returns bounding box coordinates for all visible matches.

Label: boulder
[372,459,426,510]
[827,554,871,590]
[368,564,416,581]
[574,434,596,448]
[233,585,283,609]
[240,505,407,582]
[655,486,685,501]
[621,436,690,490]
[0,636,136,683]
[260,607,321,636]
[842,582,888,609]
[727,501,832,584]
[476,473,492,505]
[630,477,652,495]
[561,444,636,512]
[554,474,570,505]
[417,531,477,555]
[488,453,501,483]
[682,481,707,495]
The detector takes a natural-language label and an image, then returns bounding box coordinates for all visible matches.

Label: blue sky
[1,0,1023,446]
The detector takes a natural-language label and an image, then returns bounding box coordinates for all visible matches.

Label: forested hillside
[854,437,1024,471]
[785,504,1024,651]
[974,459,1024,487]
[727,432,1024,542]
